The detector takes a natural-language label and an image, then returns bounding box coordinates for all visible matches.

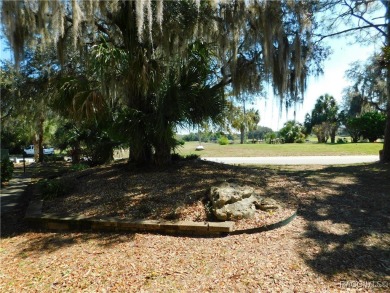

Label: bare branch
[315,24,386,42]
[343,0,388,37]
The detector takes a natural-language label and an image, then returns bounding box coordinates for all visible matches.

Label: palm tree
[228,102,260,144]
[52,51,119,164]
[1,0,324,165]
[310,94,339,143]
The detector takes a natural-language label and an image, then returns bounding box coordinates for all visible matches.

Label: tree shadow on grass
[273,163,390,280]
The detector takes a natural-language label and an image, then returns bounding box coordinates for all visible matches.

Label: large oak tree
[315,0,390,161]
[1,0,325,165]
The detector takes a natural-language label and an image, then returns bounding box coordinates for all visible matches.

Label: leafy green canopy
[305,94,340,143]
[1,0,326,165]
[346,112,386,143]
[278,120,305,143]
[343,54,387,116]
[1,0,324,101]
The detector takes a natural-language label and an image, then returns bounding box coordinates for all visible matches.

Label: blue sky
[0,34,11,60]
[256,36,380,130]
[256,0,386,131]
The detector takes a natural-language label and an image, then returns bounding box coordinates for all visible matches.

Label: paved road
[1,171,31,215]
[201,155,380,165]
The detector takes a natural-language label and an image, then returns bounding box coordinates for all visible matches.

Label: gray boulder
[255,197,280,211]
[209,182,266,221]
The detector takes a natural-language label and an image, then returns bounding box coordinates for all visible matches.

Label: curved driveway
[201,155,379,165]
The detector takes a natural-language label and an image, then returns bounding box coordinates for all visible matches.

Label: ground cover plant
[1,160,389,291]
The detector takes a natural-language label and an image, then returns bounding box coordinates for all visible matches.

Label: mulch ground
[1,160,389,292]
[41,160,299,231]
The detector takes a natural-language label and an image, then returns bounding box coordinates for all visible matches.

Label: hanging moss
[1,0,322,165]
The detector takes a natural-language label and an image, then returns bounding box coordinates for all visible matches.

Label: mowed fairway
[177,141,383,157]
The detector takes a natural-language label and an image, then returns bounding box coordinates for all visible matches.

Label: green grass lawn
[177,141,383,157]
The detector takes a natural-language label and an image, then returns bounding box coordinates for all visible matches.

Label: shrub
[185,154,199,160]
[45,154,65,162]
[346,112,386,143]
[345,118,361,143]
[182,133,198,142]
[264,132,276,143]
[337,138,347,144]
[171,153,199,161]
[69,163,89,172]
[176,139,185,146]
[359,112,386,142]
[1,156,14,184]
[171,153,182,161]
[39,177,77,200]
[218,136,229,145]
[279,121,306,143]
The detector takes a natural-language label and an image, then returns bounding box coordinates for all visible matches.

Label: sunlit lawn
[177,141,383,157]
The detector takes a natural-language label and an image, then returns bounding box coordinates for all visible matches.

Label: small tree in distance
[305,94,340,143]
[345,118,361,143]
[248,126,273,141]
[359,112,386,142]
[278,121,305,143]
[345,112,386,143]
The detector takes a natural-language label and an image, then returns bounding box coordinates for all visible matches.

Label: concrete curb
[25,200,234,236]
[25,199,297,236]
[201,155,380,165]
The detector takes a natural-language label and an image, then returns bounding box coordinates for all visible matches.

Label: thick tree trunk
[330,123,337,144]
[116,2,157,167]
[38,117,44,163]
[154,121,174,166]
[240,124,245,144]
[382,2,390,163]
[33,136,39,163]
[382,101,390,162]
[154,143,171,166]
[330,131,336,143]
[93,141,114,165]
[71,141,81,164]
[129,141,153,166]
[34,116,44,163]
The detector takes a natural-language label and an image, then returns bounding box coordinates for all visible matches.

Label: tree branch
[315,24,386,42]
[343,0,388,37]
